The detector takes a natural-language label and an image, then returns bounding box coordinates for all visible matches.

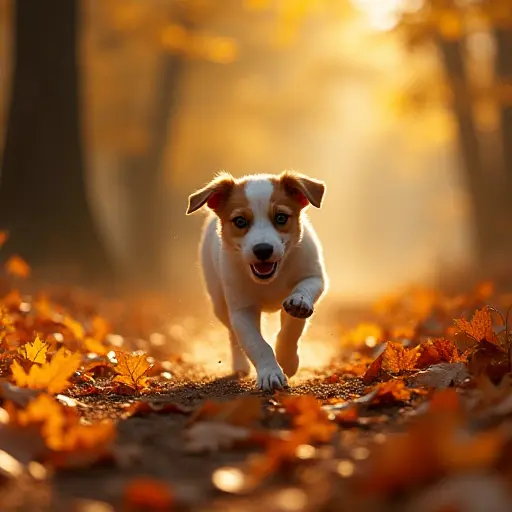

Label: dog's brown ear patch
[279,171,325,208]
[186,173,235,214]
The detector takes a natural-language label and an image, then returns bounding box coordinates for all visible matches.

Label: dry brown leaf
[408,362,470,390]
[113,352,151,391]
[184,422,255,453]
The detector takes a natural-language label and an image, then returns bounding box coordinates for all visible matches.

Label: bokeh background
[1,0,511,310]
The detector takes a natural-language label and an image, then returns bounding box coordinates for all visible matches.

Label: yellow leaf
[5,255,30,278]
[63,315,84,341]
[113,352,151,391]
[91,315,110,341]
[17,336,48,365]
[11,348,82,394]
[83,337,107,356]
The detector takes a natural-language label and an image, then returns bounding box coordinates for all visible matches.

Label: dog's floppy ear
[186,173,235,215]
[280,171,325,208]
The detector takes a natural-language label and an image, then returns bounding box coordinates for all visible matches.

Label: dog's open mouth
[250,262,279,280]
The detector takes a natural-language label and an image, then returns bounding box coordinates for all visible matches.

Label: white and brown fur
[186,171,327,390]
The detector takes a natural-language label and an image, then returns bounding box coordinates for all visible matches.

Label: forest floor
[2,270,512,511]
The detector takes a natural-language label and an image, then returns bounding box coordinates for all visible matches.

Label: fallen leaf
[363,341,421,383]
[372,380,413,405]
[11,347,82,394]
[113,352,151,391]
[281,394,336,443]
[188,395,262,427]
[382,342,421,374]
[124,400,192,419]
[83,337,108,356]
[408,362,470,390]
[0,381,40,407]
[417,338,461,369]
[5,256,30,278]
[6,394,115,468]
[454,308,499,345]
[184,422,255,453]
[63,315,84,341]
[17,336,48,365]
[124,477,174,510]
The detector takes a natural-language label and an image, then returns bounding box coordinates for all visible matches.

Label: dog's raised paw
[283,294,314,319]
[257,366,287,391]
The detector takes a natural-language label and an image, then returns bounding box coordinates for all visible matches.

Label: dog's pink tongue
[253,262,274,274]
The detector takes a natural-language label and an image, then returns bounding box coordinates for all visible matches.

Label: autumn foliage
[1,249,512,510]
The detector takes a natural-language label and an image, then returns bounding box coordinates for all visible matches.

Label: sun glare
[351,0,425,31]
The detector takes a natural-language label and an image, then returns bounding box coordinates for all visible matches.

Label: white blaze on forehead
[244,179,274,221]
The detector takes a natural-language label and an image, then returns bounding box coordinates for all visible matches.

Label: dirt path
[1,366,381,512]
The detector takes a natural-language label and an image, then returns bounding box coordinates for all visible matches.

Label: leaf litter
[1,261,512,510]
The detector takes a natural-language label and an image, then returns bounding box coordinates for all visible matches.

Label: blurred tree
[84,0,237,290]
[393,0,512,284]
[0,0,115,284]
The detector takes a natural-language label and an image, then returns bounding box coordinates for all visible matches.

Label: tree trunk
[496,29,512,194]
[0,0,114,285]
[438,37,510,282]
[124,52,185,290]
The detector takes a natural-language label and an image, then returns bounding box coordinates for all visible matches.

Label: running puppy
[187,171,327,391]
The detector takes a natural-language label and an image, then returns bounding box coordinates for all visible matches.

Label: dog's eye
[232,216,249,229]
[274,213,289,226]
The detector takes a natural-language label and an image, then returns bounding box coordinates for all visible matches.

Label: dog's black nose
[253,243,273,261]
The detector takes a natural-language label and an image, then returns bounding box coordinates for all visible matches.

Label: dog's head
[187,171,325,283]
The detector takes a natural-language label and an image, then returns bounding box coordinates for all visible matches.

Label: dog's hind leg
[275,309,306,377]
[229,329,251,376]
[211,295,250,377]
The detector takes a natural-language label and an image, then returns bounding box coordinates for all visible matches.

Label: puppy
[186,171,327,391]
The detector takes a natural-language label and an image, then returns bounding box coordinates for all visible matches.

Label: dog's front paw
[283,293,314,319]
[257,365,287,391]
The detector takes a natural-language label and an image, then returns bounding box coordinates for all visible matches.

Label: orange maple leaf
[11,347,81,394]
[454,308,499,345]
[416,338,461,369]
[382,342,420,374]
[372,380,413,405]
[281,394,336,443]
[7,393,115,467]
[363,342,421,383]
[113,352,151,391]
[5,255,31,278]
